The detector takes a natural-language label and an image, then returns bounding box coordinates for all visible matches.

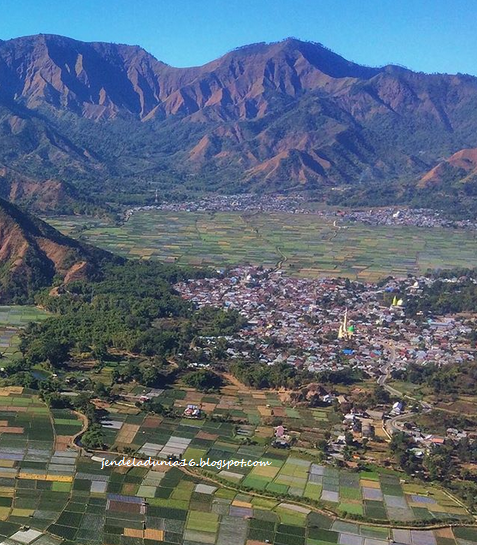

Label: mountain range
[1,34,477,210]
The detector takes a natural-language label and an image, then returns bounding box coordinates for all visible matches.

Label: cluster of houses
[125,194,477,232]
[176,267,475,376]
[344,207,477,230]
[392,419,472,456]
[176,268,477,460]
[123,194,310,221]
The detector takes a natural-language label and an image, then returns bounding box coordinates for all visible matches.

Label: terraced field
[47,212,477,280]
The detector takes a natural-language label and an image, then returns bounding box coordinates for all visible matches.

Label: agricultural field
[0,387,80,543]
[94,384,468,525]
[0,307,49,363]
[239,462,467,522]
[388,381,477,418]
[100,381,341,450]
[0,388,471,545]
[47,212,477,281]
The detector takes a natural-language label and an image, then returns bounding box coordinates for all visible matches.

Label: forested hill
[0,196,244,382]
[0,197,116,303]
[406,270,477,316]
[19,260,241,379]
[1,34,477,210]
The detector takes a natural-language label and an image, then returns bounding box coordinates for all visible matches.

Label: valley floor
[46,212,477,281]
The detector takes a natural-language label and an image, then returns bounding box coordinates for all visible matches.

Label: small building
[183,405,201,418]
[272,437,290,449]
[275,425,285,438]
[361,422,375,439]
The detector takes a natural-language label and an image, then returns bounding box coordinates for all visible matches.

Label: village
[175,267,477,456]
[175,266,475,376]
[124,194,477,230]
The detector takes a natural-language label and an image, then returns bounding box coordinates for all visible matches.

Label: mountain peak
[222,37,380,79]
[0,33,168,119]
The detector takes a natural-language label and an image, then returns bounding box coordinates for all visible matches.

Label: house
[272,437,290,449]
[275,425,285,438]
[183,405,201,418]
[367,410,384,420]
[361,422,375,439]
[390,401,403,416]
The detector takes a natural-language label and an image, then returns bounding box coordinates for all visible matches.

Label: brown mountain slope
[2,34,477,198]
[419,148,477,187]
[0,197,114,302]
[0,165,80,213]
[0,34,168,119]
[0,35,376,120]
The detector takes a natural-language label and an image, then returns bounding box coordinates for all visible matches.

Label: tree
[73,393,97,423]
[25,338,70,367]
[374,386,390,404]
[390,432,421,475]
[141,366,165,388]
[345,431,355,446]
[183,369,223,392]
[94,382,111,399]
[43,392,71,409]
[141,398,168,415]
[423,447,454,482]
[317,439,329,452]
[212,337,228,360]
[91,342,108,364]
[81,424,105,450]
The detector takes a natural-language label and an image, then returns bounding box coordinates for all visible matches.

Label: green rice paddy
[47,212,477,281]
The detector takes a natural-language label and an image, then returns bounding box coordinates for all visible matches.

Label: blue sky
[1,0,476,75]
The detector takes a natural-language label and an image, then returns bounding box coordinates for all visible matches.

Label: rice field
[101,385,339,453]
[47,212,477,281]
[18,457,470,545]
[0,387,80,542]
[241,461,467,522]
[0,307,50,328]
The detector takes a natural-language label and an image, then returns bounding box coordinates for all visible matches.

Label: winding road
[378,342,432,437]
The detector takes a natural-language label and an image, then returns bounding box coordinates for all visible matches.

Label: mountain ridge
[0,196,115,302]
[420,147,477,187]
[1,34,477,208]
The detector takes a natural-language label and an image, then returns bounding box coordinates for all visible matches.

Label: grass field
[47,212,477,280]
